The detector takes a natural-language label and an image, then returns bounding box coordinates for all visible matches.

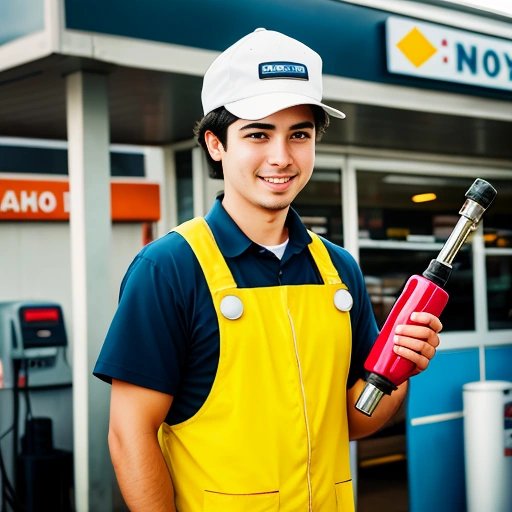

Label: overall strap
[173,218,237,291]
[307,231,344,286]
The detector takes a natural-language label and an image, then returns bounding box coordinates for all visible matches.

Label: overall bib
[159,218,355,512]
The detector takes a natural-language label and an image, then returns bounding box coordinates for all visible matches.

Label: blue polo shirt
[94,198,378,425]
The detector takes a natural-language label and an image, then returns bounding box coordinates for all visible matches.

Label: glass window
[293,167,343,246]
[357,172,475,242]
[175,150,193,223]
[0,143,144,176]
[0,0,44,45]
[483,179,512,249]
[357,171,476,332]
[486,256,512,330]
[483,179,512,330]
[360,247,473,331]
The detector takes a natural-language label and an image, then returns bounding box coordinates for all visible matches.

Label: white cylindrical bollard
[463,380,512,512]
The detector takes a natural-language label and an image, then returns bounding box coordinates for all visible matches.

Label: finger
[395,325,441,348]
[410,312,443,333]
[393,343,431,371]
[394,335,436,360]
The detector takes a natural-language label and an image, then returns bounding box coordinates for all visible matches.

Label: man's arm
[347,311,442,440]
[108,379,175,511]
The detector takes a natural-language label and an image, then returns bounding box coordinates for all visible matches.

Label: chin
[259,200,292,211]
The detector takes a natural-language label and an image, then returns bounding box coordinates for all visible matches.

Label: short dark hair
[193,105,330,179]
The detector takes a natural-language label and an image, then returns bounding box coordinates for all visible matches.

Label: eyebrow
[239,121,315,131]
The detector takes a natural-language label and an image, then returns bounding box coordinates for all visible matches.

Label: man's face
[206,104,316,214]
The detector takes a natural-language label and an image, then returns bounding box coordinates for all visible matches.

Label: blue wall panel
[485,344,512,382]
[407,348,480,512]
[408,348,480,419]
[407,418,466,512]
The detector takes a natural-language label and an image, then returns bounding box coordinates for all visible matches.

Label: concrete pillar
[66,71,113,512]
[144,145,178,235]
[192,146,207,217]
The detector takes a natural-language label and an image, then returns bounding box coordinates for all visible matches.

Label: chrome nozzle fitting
[355,382,385,417]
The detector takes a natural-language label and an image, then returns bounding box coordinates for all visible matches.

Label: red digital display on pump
[22,308,60,323]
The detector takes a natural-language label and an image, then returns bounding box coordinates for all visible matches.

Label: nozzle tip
[355,382,385,417]
[466,179,497,210]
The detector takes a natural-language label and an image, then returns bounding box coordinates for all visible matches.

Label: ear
[204,130,224,162]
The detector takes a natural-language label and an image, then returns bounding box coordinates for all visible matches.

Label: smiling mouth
[262,176,292,184]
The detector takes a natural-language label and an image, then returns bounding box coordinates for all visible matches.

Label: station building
[0,1,511,510]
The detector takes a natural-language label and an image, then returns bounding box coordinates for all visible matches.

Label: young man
[94,29,442,512]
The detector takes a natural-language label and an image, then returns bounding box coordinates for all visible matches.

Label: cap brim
[224,92,345,120]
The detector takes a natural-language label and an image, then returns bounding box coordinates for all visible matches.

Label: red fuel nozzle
[355,178,497,416]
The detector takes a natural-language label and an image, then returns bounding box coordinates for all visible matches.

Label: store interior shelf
[358,239,445,251]
[485,247,512,256]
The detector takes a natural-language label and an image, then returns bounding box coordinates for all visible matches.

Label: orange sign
[0,178,160,222]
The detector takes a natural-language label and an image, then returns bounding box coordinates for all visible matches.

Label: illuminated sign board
[0,178,160,221]
[386,16,512,92]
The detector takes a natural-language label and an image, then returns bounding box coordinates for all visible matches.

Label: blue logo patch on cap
[259,62,309,80]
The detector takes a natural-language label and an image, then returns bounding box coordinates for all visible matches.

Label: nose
[267,138,293,168]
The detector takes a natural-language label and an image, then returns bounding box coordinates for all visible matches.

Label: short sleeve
[94,242,189,395]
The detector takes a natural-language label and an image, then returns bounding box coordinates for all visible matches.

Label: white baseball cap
[201,28,345,120]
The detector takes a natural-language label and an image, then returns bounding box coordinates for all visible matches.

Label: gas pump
[0,301,73,512]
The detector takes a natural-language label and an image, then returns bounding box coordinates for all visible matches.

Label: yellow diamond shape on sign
[396,27,437,67]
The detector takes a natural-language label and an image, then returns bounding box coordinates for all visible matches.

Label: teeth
[263,177,291,184]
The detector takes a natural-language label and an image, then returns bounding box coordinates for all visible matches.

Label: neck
[221,197,289,246]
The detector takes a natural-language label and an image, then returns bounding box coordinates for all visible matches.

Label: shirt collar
[205,197,252,258]
[205,196,312,259]
[284,204,313,259]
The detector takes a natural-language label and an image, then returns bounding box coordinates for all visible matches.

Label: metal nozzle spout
[355,382,385,417]
[429,178,497,279]
[355,373,396,416]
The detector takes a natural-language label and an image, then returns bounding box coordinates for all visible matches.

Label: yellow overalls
[159,218,355,512]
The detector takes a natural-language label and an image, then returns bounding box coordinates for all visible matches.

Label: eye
[291,131,312,140]
[245,132,268,140]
